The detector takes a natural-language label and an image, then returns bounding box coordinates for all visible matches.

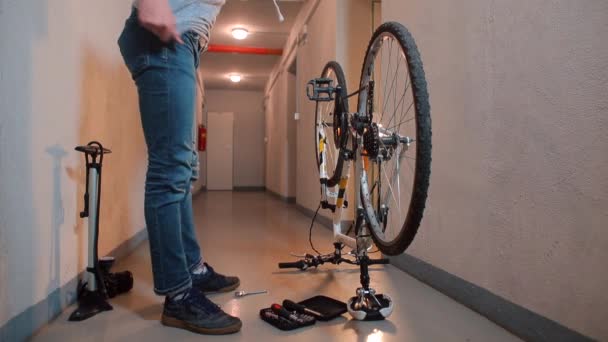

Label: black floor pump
[69,141,133,321]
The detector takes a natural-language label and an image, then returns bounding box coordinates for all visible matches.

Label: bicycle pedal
[306,78,337,102]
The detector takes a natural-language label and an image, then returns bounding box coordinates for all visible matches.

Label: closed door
[207,112,234,190]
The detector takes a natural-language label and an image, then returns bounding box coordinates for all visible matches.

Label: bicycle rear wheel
[315,61,349,188]
[358,22,432,256]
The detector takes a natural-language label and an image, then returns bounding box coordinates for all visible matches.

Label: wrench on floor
[234,290,268,298]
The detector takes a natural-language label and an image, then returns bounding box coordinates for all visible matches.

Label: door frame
[206,111,235,190]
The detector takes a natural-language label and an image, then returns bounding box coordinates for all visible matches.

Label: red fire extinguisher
[198,124,207,152]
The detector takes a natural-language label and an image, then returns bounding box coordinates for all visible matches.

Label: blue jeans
[118,10,203,296]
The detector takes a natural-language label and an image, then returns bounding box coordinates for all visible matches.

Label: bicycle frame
[317,112,375,253]
[285,21,430,321]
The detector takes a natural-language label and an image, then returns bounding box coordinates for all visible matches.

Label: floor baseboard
[234,186,265,192]
[389,253,593,342]
[265,188,295,204]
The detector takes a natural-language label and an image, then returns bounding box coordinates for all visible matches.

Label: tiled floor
[33,192,519,341]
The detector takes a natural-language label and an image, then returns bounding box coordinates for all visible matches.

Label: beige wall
[336,0,375,108]
[203,89,265,188]
[0,1,145,327]
[384,0,608,339]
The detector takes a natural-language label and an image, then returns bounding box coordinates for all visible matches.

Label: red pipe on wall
[207,44,284,56]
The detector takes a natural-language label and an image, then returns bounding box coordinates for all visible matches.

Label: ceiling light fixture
[229,74,242,83]
[231,28,249,40]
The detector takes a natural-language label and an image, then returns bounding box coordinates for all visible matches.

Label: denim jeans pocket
[119,15,176,79]
[127,54,150,78]
[118,27,151,78]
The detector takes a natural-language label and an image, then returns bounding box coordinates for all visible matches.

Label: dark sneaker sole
[202,279,240,294]
[161,315,242,335]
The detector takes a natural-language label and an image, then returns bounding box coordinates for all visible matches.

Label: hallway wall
[0,0,146,332]
[383,0,608,339]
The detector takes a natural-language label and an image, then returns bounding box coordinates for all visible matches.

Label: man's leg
[117,15,194,296]
[140,66,195,294]
[179,92,240,295]
[118,11,241,335]
[181,184,203,272]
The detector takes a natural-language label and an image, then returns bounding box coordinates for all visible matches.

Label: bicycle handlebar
[278,253,388,271]
[368,258,390,265]
[278,261,307,270]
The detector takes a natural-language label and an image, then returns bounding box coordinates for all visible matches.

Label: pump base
[68,285,113,322]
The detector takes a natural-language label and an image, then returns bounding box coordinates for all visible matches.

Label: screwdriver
[282,299,322,318]
[271,304,305,324]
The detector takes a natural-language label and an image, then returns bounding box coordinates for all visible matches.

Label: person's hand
[137,0,184,44]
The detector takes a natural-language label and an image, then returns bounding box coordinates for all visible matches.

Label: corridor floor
[33,191,519,341]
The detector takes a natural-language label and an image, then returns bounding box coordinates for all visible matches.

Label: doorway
[207,112,234,190]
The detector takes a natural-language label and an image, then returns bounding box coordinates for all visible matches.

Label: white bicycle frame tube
[331,158,356,249]
[317,120,357,249]
[86,167,99,291]
[320,126,378,251]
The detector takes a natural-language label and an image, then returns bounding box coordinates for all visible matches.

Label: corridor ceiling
[200,0,304,91]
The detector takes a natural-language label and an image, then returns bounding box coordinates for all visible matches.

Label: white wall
[0,0,145,327]
[204,89,265,188]
[336,0,375,109]
[383,0,608,339]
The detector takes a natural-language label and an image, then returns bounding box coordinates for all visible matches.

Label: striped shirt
[134,0,225,43]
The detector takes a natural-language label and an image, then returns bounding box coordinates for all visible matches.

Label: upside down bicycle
[278,21,432,321]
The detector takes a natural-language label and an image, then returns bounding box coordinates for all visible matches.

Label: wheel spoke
[380,163,403,234]
[379,39,394,123]
[327,138,336,168]
[380,50,402,127]
[395,77,412,134]
[379,49,405,131]
[383,101,415,132]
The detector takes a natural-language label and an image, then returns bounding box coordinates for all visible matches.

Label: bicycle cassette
[363,123,380,158]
